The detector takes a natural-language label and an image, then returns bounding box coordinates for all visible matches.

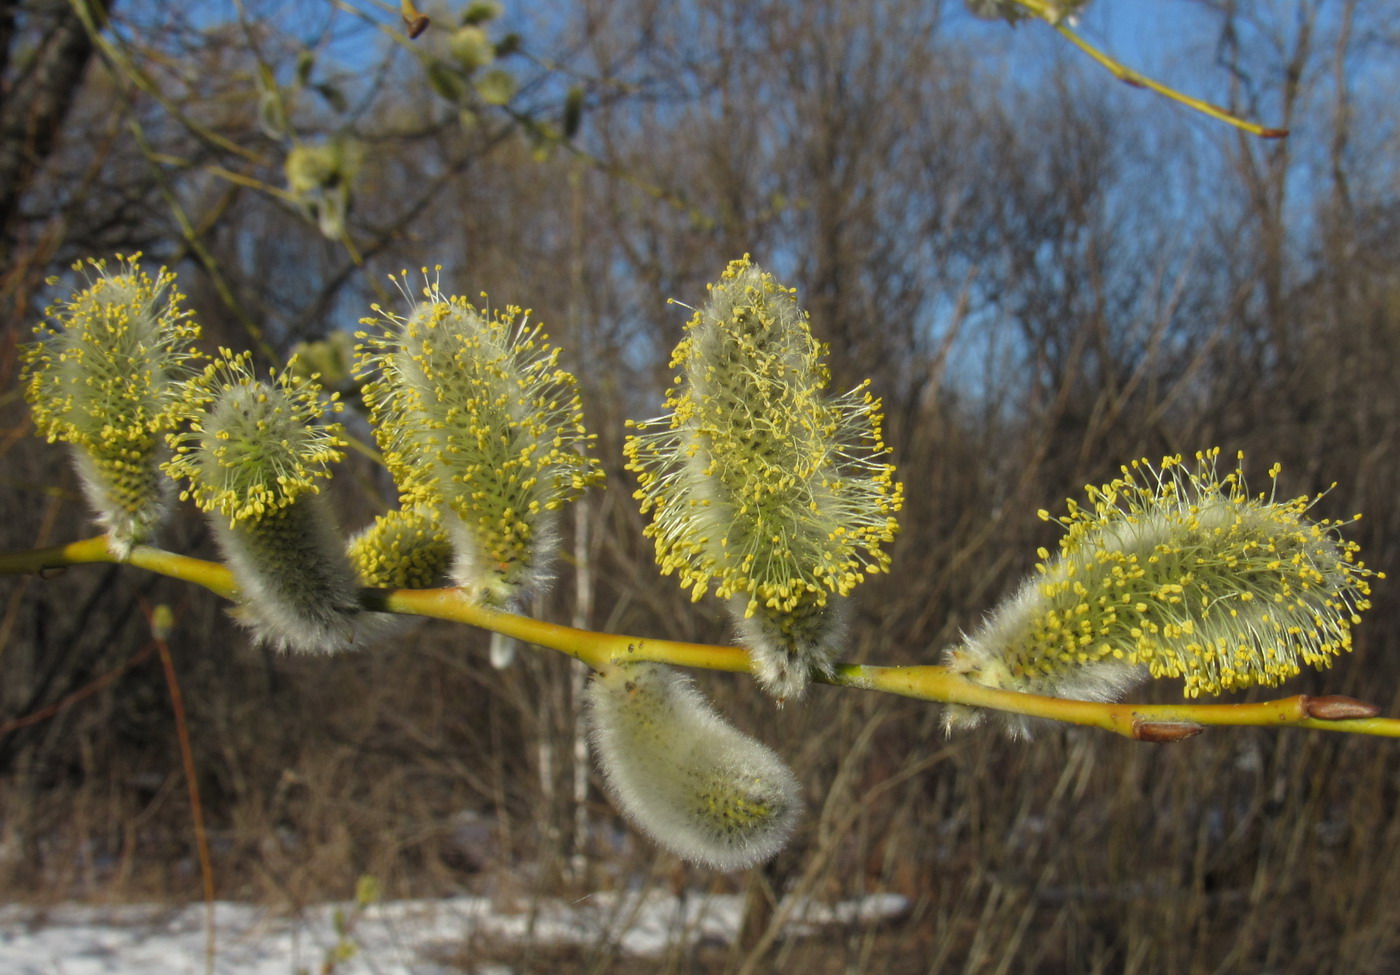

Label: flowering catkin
[347,504,454,590]
[165,350,361,653]
[626,257,902,700]
[22,256,203,556]
[354,274,602,612]
[943,450,1379,736]
[586,663,801,871]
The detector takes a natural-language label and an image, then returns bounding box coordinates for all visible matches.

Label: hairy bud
[943,450,1380,736]
[586,663,801,871]
[22,256,203,556]
[626,257,901,700]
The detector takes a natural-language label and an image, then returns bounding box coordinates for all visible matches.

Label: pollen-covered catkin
[586,663,801,871]
[626,257,901,700]
[354,275,602,615]
[943,450,1380,737]
[21,256,204,556]
[347,504,454,590]
[165,350,361,653]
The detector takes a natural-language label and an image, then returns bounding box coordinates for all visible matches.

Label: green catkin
[21,256,204,556]
[586,663,801,870]
[284,138,362,239]
[943,450,1381,737]
[625,257,902,701]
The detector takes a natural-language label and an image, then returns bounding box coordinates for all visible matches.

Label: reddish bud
[1132,719,1204,742]
[1302,695,1380,721]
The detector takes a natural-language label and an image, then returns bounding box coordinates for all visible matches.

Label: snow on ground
[0,891,909,975]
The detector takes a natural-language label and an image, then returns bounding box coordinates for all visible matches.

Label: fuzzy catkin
[22,256,203,555]
[165,351,360,653]
[355,277,602,613]
[943,451,1379,736]
[215,492,362,653]
[586,663,801,871]
[626,257,901,700]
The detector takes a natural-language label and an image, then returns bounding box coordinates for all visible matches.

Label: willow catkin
[626,257,901,700]
[943,450,1379,736]
[587,663,801,870]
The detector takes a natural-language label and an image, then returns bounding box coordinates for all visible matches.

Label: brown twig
[143,597,217,975]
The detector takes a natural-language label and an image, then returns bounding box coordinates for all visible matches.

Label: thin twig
[142,598,217,975]
[0,641,157,736]
[1007,0,1288,138]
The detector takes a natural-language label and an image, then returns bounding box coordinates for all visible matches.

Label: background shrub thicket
[2,1,1399,971]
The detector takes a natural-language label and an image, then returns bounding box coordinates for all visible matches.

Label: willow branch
[1008,0,1288,139]
[3,536,1394,740]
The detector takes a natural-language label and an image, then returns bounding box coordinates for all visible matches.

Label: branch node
[1132,718,1204,742]
[1302,695,1380,721]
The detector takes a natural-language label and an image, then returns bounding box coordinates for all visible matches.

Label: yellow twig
[3,537,1394,740]
[1008,0,1288,139]
[839,664,1396,739]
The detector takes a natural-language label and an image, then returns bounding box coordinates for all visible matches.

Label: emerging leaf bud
[586,663,801,871]
[165,350,361,653]
[943,450,1380,737]
[448,25,495,73]
[626,257,902,700]
[284,138,362,239]
[462,0,503,25]
[22,256,204,556]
